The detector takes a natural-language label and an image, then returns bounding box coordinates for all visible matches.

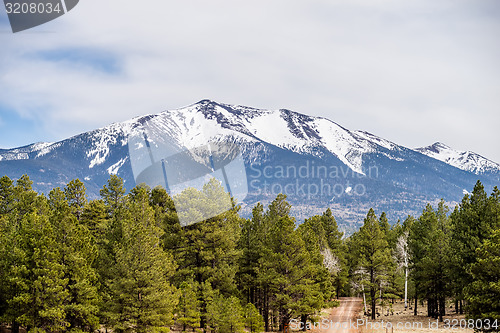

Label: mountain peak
[415,142,500,175]
[424,142,451,153]
[195,99,217,105]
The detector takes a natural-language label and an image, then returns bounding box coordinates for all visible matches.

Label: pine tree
[243,303,264,333]
[64,179,87,221]
[49,187,101,331]
[0,175,14,215]
[81,199,108,237]
[0,214,10,320]
[352,208,391,320]
[107,186,178,333]
[206,292,244,333]
[296,217,332,330]
[258,212,317,331]
[165,179,241,330]
[463,186,500,326]
[100,174,126,215]
[465,228,500,325]
[408,202,451,321]
[6,212,70,332]
[176,280,201,332]
[450,181,500,314]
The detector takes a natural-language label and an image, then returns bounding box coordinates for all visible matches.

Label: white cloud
[0,0,499,162]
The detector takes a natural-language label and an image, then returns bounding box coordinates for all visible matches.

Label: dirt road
[324,297,363,333]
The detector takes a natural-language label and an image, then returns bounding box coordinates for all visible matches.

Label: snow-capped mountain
[414,142,500,175]
[0,100,498,228]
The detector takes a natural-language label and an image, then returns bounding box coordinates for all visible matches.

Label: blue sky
[1,0,499,162]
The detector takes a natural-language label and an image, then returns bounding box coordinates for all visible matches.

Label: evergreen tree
[165,179,241,330]
[243,303,264,333]
[206,291,244,333]
[99,174,126,214]
[465,228,500,326]
[0,175,14,215]
[409,202,451,321]
[352,208,391,320]
[450,181,500,314]
[296,217,333,330]
[64,179,87,221]
[107,186,178,333]
[81,199,108,237]
[0,214,10,320]
[257,212,318,331]
[463,186,500,326]
[5,213,69,332]
[95,175,128,328]
[49,187,101,331]
[176,280,201,332]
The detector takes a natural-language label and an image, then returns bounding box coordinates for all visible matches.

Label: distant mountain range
[1,100,499,231]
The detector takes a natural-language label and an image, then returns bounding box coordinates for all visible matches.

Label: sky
[0,0,499,163]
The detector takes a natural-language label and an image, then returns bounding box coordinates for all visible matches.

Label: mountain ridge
[0,100,498,229]
[414,142,500,175]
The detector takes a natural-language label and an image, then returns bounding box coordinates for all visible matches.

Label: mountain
[414,142,500,175]
[1,100,499,231]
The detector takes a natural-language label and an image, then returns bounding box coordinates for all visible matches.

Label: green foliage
[64,179,87,220]
[408,201,452,320]
[99,174,126,214]
[351,208,392,320]
[107,186,178,333]
[206,292,244,333]
[7,213,69,332]
[451,182,500,303]
[176,280,201,332]
[49,184,101,332]
[259,212,318,329]
[465,228,500,325]
[1,174,499,332]
[243,303,264,333]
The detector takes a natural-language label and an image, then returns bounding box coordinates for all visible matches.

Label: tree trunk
[301,314,308,331]
[404,267,408,309]
[371,287,376,320]
[11,322,19,333]
[439,297,445,322]
[362,284,368,315]
[264,287,269,332]
[371,269,376,320]
[282,314,291,333]
[414,293,418,316]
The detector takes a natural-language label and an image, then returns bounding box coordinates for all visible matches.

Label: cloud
[0,0,499,162]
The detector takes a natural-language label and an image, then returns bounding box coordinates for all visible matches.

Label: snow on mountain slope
[414,142,500,175]
[0,142,55,161]
[2,100,498,180]
[0,100,436,175]
[185,101,403,174]
[109,100,407,175]
[2,100,500,226]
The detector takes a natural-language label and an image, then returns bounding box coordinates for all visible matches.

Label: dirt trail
[324,297,363,333]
